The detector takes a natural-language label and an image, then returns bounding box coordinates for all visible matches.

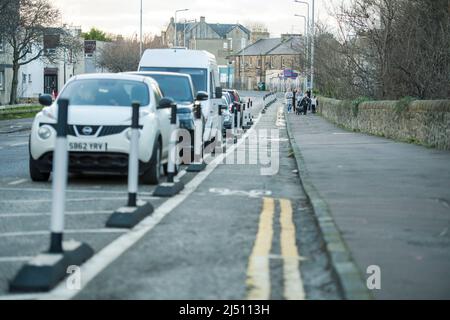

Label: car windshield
[135,74,194,104]
[225,91,237,102]
[139,67,207,94]
[60,79,150,107]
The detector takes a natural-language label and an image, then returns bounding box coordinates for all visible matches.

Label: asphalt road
[0,92,341,300]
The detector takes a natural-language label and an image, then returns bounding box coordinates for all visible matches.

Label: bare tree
[98,34,167,72]
[390,0,449,99]
[0,0,60,104]
[317,0,449,100]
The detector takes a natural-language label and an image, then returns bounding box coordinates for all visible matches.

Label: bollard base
[187,162,207,172]
[9,241,94,293]
[106,200,153,229]
[153,180,184,197]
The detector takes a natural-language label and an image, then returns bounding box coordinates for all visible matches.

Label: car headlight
[38,126,52,140]
[125,128,141,140]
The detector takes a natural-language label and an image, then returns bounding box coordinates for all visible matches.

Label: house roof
[208,24,250,37]
[172,21,250,38]
[175,22,196,32]
[233,36,304,56]
[267,37,303,55]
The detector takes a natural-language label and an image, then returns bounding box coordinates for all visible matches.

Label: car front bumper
[34,151,152,175]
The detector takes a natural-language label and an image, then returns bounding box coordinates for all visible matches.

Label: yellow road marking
[279,198,305,300]
[246,197,275,300]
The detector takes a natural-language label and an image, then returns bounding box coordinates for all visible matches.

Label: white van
[138,48,222,143]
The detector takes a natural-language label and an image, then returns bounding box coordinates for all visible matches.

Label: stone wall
[318,97,450,150]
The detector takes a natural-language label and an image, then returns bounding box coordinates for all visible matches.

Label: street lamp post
[294,14,308,91]
[294,0,315,91]
[174,8,189,47]
[139,0,143,58]
[183,19,195,48]
[311,0,315,92]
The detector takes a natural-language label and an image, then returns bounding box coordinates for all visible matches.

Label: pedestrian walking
[285,89,293,113]
[311,95,318,114]
[299,94,310,115]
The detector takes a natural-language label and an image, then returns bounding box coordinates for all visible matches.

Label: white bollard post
[187,102,207,172]
[233,105,238,144]
[127,102,140,207]
[49,99,69,253]
[10,98,94,292]
[106,101,153,228]
[167,103,178,182]
[237,104,241,133]
[217,104,226,153]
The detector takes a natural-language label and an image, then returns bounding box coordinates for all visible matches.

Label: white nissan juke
[29,73,173,184]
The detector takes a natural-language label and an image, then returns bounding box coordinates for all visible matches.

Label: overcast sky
[52,0,342,38]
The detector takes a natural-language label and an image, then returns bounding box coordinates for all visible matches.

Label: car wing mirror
[39,94,53,106]
[158,97,176,109]
[195,91,209,101]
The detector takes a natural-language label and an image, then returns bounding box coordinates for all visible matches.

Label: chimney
[200,16,206,23]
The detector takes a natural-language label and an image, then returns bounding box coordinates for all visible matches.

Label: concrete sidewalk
[286,112,450,299]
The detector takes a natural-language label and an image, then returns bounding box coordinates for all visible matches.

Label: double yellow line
[246,197,305,300]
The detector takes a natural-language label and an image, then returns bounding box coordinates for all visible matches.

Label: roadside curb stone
[285,109,372,300]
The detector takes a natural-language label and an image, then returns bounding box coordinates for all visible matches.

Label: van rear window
[139,67,207,94]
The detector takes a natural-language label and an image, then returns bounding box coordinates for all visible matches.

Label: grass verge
[0,106,42,121]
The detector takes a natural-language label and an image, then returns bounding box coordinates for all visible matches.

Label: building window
[28,74,32,83]
[22,73,27,84]
[0,71,4,90]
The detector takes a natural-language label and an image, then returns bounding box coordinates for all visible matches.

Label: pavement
[0,118,33,134]
[0,92,341,300]
[286,109,450,299]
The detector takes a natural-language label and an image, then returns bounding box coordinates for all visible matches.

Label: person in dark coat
[299,94,310,115]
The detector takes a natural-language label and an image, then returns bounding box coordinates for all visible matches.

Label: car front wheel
[141,139,162,185]
[29,155,50,182]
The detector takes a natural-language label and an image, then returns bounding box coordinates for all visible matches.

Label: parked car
[138,49,223,144]
[126,71,206,163]
[224,89,244,126]
[221,91,234,112]
[29,73,173,184]
[220,94,233,135]
[126,71,197,129]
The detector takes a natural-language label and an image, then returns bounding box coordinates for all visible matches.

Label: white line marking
[0,210,111,218]
[36,110,264,300]
[0,294,42,300]
[0,228,127,238]
[0,256,33,263]
[9,142,28,147]
[8,179,27,186]
[0,197,159,204]
[0,187,156,196]
[176,169,187,180]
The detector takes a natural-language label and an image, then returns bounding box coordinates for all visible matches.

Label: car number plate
[68,142,108,152]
